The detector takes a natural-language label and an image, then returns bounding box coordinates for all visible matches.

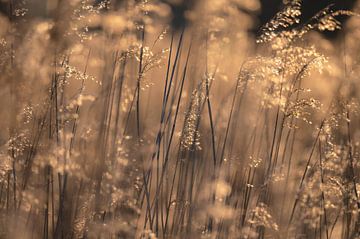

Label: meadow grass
[0,0,360,238]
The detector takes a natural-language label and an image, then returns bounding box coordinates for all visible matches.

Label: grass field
[0,0,360,238]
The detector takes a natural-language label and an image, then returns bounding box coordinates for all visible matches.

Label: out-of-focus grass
[0,0,360,238]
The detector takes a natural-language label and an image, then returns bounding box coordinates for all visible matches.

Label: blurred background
[0,0,356,37]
